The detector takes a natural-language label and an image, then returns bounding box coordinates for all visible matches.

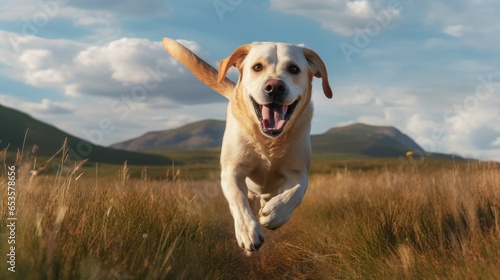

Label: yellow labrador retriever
[162,38,332,254]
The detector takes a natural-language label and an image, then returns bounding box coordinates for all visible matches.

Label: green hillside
[110,119,225,151]
[111,120,442,159]
[0,104,171,165]
[311,123,426,158]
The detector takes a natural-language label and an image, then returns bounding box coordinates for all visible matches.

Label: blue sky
[1,0,499,160]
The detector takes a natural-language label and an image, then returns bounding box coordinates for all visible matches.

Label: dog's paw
[259,196,294,230]
[234,219,265,253]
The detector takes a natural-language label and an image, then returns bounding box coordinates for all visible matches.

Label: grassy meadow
[1,149,500,279]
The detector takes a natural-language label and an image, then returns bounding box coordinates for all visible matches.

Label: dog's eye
[288,65,300,74]
[253,63,263,72]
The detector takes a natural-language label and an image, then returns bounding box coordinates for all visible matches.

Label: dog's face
[218,42,332,138]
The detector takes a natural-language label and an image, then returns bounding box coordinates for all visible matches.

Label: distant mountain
[110,119,457,159]
[110,119,225,151]
[311,123,426,157]
[0,104,170,165]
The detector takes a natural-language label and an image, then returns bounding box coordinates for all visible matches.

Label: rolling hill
[110,119,225,151]
[110,119,455,159]
[0,104,171,165]
[311,123,425,157]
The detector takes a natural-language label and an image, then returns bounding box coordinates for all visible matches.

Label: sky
[0,0,499,161]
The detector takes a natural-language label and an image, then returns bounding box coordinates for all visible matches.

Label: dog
[162,38,332,254]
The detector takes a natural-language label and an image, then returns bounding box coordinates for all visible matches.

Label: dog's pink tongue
[262,104,288,131]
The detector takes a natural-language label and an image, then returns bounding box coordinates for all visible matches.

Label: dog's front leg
[221,168,265,253]
[259,171,308,230]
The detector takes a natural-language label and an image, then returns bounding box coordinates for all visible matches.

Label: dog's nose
[263,79,287,96]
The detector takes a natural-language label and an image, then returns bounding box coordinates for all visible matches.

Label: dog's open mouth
[252,98,299,137]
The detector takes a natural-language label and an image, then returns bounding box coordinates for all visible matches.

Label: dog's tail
[162,37,234,99]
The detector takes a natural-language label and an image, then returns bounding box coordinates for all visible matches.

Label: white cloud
[18,49,52,69]
[346,1,374,17]
[0,0,49,21]
[443,24,467,37]
[492,137,500,147]
[270,0,403,36]
[425,1,500,49]
[0,31,224,105]
[314,82,500,161]
[0,0,167,25]
[0,33,85,84]
[340,87,375,106]
[74,38,165,84]
[0,95,73,115]
[451,60,496,73]
[0,0,119,39]
[0,0,170,41]
[0,32,228,145]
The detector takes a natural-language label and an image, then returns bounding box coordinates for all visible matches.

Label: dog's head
[218,42,332,138]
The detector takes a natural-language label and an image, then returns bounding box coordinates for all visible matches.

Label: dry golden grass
[1,154,500,279]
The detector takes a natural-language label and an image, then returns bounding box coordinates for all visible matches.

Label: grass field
[1,151,500,279]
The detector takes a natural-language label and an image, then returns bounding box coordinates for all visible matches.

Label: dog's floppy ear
[303,48,333,99]
[218,44,251,83]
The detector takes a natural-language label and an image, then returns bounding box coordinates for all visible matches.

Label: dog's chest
[247,163,286,193]
[252,137,289,163]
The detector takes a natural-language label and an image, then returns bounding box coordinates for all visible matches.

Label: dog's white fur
[162,38,332,254]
